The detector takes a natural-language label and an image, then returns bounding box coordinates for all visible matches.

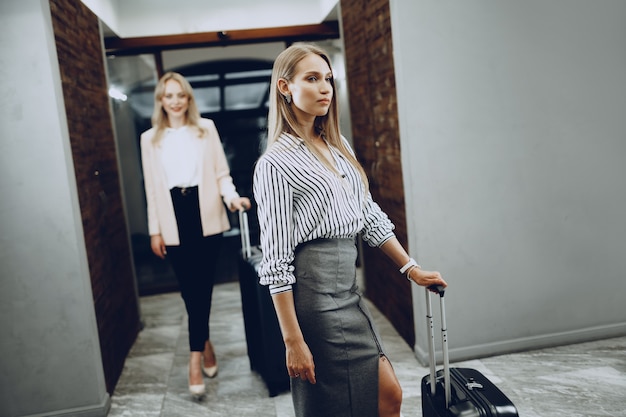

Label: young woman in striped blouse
[253,44,447,417]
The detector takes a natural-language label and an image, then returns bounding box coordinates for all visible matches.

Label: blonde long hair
[267,44,368,188]
[150,72,207,145]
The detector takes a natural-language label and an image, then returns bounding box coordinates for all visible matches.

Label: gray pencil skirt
[291,238,385,417]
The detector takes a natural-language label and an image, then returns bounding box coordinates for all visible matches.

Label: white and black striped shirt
[253,133,395,295]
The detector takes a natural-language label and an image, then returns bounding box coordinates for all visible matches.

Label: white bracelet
[405,264,419,281]
[399,258,419,274]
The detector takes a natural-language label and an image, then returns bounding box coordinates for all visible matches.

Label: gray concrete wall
[0,0,109,415]
[390,0,626,362]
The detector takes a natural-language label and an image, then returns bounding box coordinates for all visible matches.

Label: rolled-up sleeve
[360,191,395,247]
[253,158,297,294]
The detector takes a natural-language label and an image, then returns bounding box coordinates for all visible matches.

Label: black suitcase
[421,286,519,417]
[237,210,290,397]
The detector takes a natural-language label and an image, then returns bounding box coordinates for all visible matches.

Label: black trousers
[167,186,223,352]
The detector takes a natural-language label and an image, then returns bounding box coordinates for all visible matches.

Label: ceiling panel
[82,0,338,38]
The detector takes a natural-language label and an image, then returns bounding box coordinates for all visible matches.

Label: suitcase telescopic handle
[239,209,251,259]
[425,285,451,408]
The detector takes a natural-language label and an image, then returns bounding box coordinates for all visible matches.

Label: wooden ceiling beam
[105,22,340,56]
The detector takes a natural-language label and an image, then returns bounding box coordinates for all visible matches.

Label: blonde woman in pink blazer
[140,72,250,398]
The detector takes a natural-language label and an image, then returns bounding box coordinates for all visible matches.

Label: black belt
[171,186,198,197]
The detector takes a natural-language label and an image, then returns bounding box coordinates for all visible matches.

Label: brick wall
[341,0,414,346]
[49,0,140,393]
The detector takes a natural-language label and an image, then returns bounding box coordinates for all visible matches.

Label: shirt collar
[280,132,304,145]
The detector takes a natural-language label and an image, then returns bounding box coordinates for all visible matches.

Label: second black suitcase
[237,210,290,397]
[420,286,519,417]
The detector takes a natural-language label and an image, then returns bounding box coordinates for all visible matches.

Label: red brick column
[49,0,140,393]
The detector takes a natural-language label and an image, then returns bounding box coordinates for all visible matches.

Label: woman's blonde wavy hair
[267,43,368,188]
[150,72,207,145]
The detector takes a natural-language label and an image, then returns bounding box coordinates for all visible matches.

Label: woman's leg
[169,187,210,352]
[168,244,206,389]
[189,351,204,387]
[169,234,222,352]
[169,238,220,388]
[168,244,205,351]
[378,355,403,417]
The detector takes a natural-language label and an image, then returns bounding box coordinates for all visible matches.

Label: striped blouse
[253,133,395,295]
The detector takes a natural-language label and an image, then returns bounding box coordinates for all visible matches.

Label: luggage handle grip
[428,284,446,297]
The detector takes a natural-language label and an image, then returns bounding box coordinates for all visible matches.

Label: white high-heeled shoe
[189,352,206,398]
[202,363,218,378]
[189,382,206,398]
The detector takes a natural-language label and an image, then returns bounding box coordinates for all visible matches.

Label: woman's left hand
[408,267,448,290]
[229,197,251,212]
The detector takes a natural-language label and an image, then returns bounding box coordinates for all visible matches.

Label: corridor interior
[107,278,626,417]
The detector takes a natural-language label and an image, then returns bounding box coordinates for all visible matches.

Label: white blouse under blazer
[141,118,240,246]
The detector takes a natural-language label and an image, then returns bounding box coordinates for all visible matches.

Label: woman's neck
[294,113,317,140]
[297,122,318,142]
[168,115,187,129]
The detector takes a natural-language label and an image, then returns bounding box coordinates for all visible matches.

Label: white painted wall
[390,0,626,363]
[0,0,108,415]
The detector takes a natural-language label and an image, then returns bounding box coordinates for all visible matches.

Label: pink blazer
[140,118,240,246]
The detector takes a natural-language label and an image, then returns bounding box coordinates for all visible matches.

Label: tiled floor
[108,281,626,417]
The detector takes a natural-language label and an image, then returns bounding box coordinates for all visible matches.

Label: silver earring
[284,94,292,104]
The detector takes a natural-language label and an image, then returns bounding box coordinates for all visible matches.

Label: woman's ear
[277,78,290,96]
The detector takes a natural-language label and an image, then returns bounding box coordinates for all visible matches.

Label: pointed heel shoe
[189,382,206,399]
[189,351,206,398]
[202,363,218,378]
